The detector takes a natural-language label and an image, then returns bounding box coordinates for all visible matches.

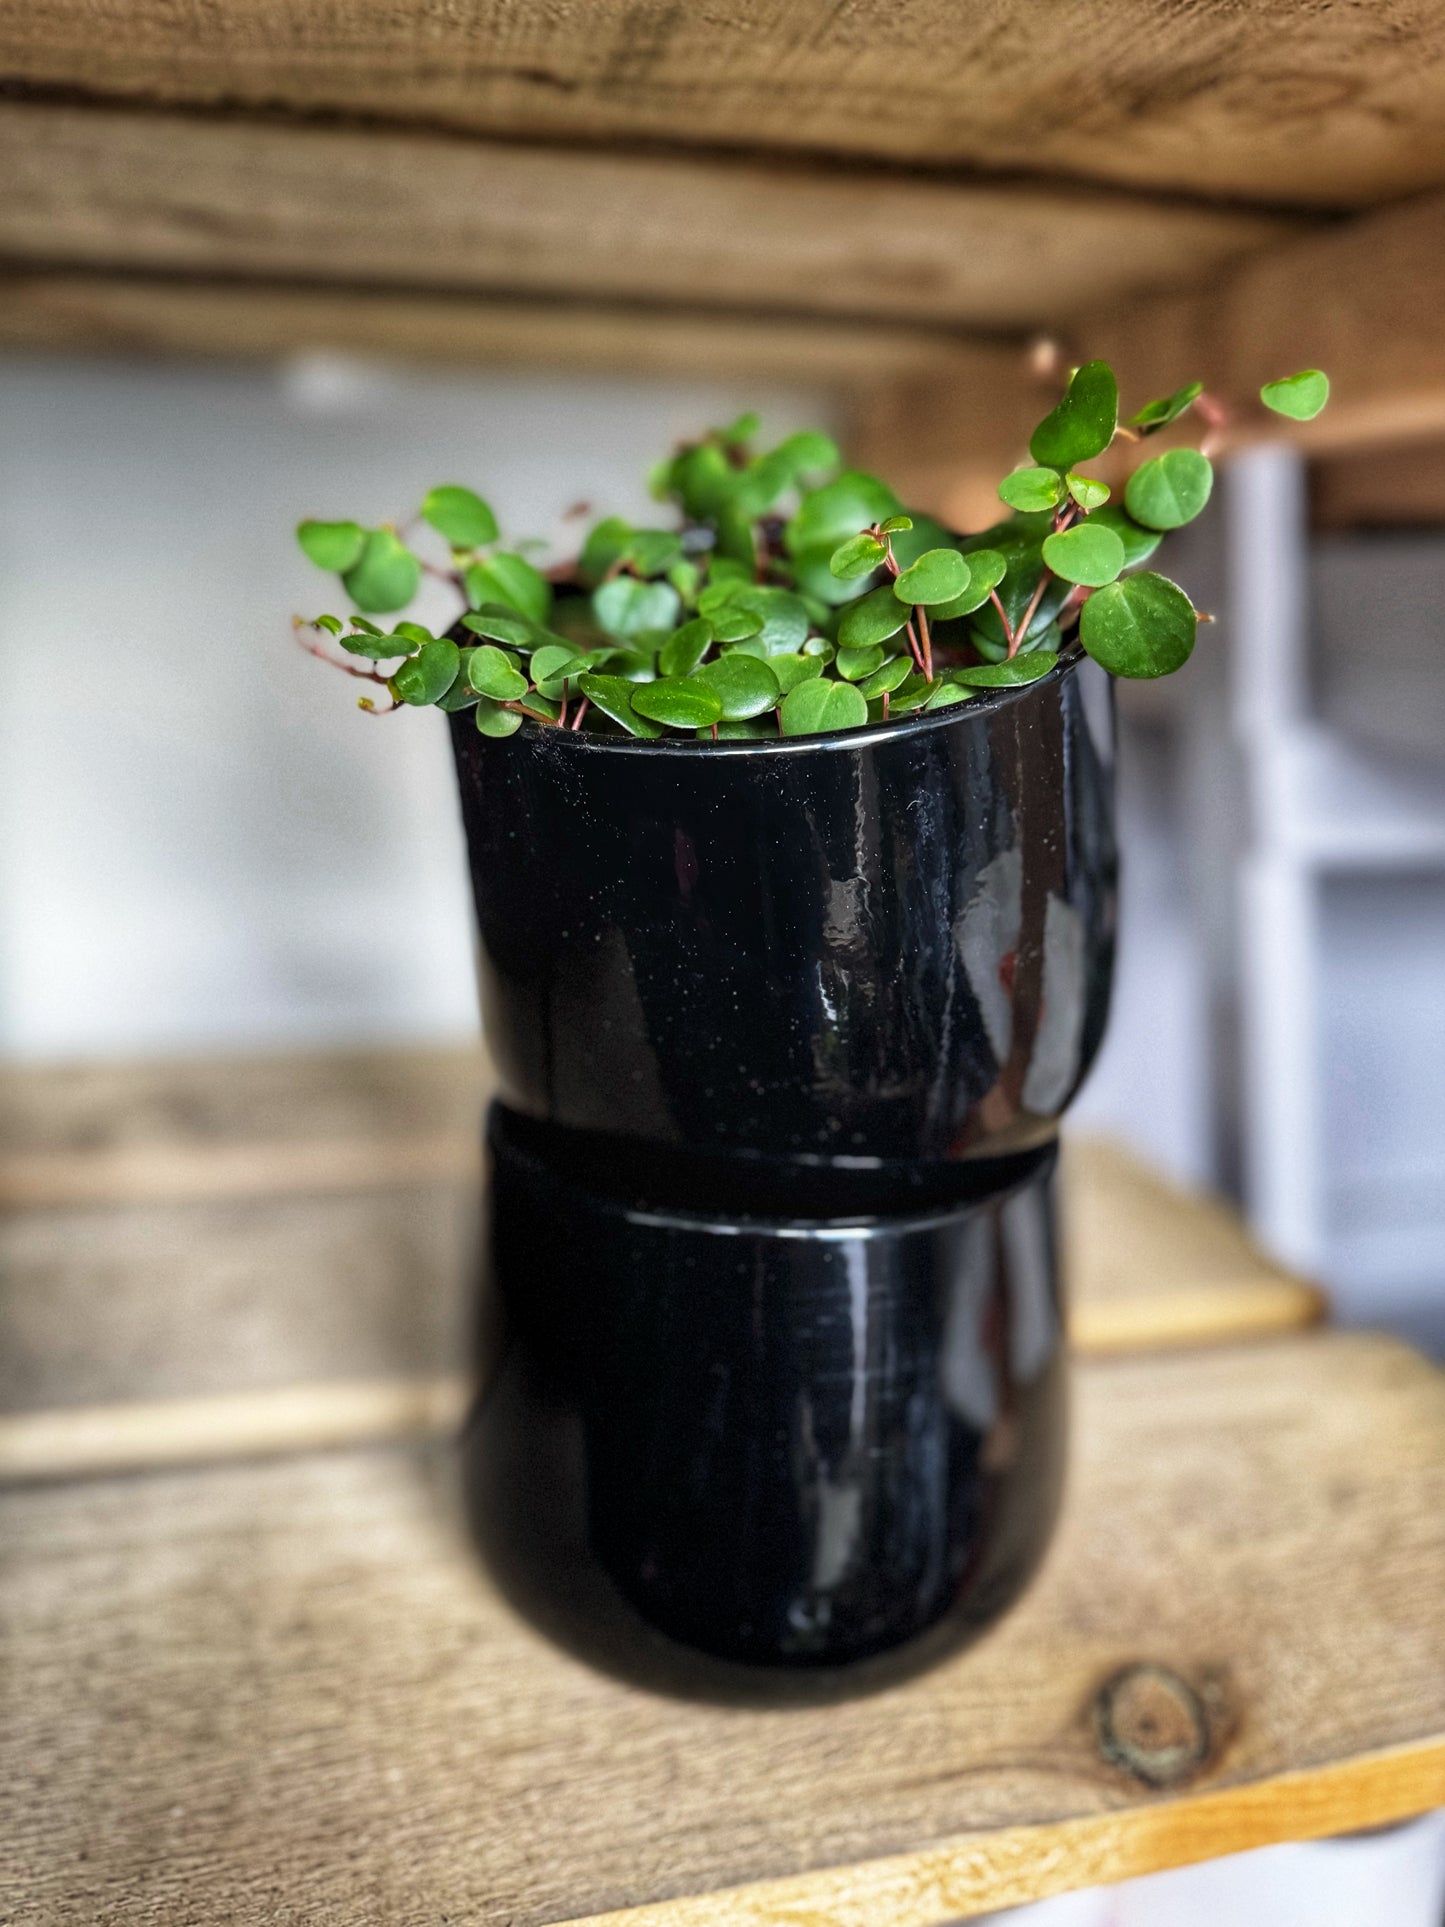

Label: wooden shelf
[4,1334,1443,1924]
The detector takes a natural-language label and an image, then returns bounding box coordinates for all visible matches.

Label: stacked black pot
[450,647,1117,1701]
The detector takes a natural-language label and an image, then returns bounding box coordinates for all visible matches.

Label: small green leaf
[659,617,713,678]
[343,529,421,613]
[1087,506,1161,568]
[879,514,914,535]
[630,677,724,730]
[714,500,756,571]
[769,653,826,695]
[530,643,588,688]
[577,672,663,738]
[297,520,367,573]
[1128,381,1203,434]
[887,673,935,715]
[951,655,1057,688]
[389,620,435,647]
[1125,449,1214,531]
[671,443,732,519]
[461,607,536,649]
[438,653,481,711]
[836,643,886,682]
[1040,523,1126,587]
[1029,359,1119,469]
[389,637,460,706]
[339,627,413,660]
[465,553,552,623]
[894,548,970,606]
[467,644,529,702]
[1260,369,1330,421]
[313,614,344,636]
[474,697,524,738]
[693,652,780,720]
[838,584,908,648]
[626,529,685,577]
[998,467,1065,513]
[1080,571,1197,678]
[779,678,869,737]
[578,516,633,583]
[830,532,887,580]
[772,429,840,475]
[700,583,808,653]
[1065,473,1111,510]
[702,603,765,644]
[721,410,760,445]
[593,575,682,639]
[421,485,498,549]
[857,655,913,699]
[931,547,1007,620]
[785,470,903,555]
[925,682,975,710]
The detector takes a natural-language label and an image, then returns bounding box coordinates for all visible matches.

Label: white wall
[0,356,831,1059]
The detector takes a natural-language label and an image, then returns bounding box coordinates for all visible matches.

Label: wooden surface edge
[0,1375,470,1483]
[556,1740,1445,1927]
[1069,1280,1327,1355]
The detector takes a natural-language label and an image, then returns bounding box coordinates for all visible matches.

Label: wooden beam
[4,1,1445,207]
[1311,437,1445,531]
[0,104,1298,330]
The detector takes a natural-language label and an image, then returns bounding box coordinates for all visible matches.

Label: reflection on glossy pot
[465,1110,1066,1700]
[451,648,1116,1166]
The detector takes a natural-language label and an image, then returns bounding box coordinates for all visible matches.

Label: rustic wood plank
[0,103,1298,329]
[1311,438,1445,532]
[4,1,1445,207]
[4,1333,1443,1923]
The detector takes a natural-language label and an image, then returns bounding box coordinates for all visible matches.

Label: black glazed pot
[463,1107,1066,1703]
[450,647,1116,1181]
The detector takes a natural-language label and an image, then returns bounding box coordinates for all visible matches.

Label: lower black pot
[462,1106,1067,1703]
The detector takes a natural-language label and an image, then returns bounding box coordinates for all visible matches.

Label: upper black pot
[451,648,1116,1170]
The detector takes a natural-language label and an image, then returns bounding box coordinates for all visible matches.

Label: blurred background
[3,11,1445,1922]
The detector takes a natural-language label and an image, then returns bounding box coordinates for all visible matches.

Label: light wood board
[4,1333,1443,1923]
[4,0,1445,206]
[0,103,1297,331]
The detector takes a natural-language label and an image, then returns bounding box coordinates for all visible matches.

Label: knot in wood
[1093,1663,1212,1788]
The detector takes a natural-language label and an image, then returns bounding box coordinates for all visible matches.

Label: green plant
[293,369,1328,741]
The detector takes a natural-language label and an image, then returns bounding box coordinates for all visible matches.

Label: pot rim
[488,642,1087,760]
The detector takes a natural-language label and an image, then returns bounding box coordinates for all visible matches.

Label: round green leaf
[700,583,808,653]
[593,576,682,639]
[930,547,1007,620]
[887,673,935,715]
[857,654,913,699]
[879,514,914,535]
[1125,449,1214,531]
[626,529,685,578]
[465,553,552,623]
[421,485,498,549]
[1065,473,1110,511]
[704,603,765,644]
[576,672,663,738]
[530,643,588,689]
[474,697,524,737]
[951,655,1058,688]
[438,653,480,711]
[577,516,632,583]
[671,443,732,519]
[1080,571,1197,678]
[998,467,1065,513]
[769,653,826,695]
[297,520,367,573]
[467,644,528,701]
[339,627,413,660]
[1029,359,1119,469]
[893,547,970,606]
[1040,523,1126,587]
[785,470,903,555]
[389,637,460,706]
[924,682,975,710]
[460,607,536,649]
[779,678,869,737]
[772,429,840,476]
[830,532,887,580]
[838,584,908,649]
[1087,505,1161,568]
[659,617,713,678]
[693,652,780,720]
[1128,381,1203,434]
[1260,369,1330,421]
[630,677,724,730]
[836,643,886,682]
[343,529,421,613]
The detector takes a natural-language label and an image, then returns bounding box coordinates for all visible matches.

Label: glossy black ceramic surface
[451,648,1116,1170]
[463,1107,1066,1702]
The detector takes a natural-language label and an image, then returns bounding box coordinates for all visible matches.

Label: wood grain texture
[0,103,1296,328]
[4,1,1445,206]
[4,1333,1443,1923]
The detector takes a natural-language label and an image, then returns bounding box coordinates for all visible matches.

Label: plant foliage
[293,362,1328,739]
